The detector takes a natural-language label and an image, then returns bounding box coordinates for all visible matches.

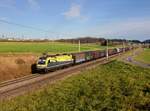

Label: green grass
[134,48,150,64]
[0,42,118,54]
[1,61,150,111]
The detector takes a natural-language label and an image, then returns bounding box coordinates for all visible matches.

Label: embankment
[0,54,37,82]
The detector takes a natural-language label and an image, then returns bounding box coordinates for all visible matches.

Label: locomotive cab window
[38,59,46,65]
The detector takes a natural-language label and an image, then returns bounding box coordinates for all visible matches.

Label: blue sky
[0,0,150,40]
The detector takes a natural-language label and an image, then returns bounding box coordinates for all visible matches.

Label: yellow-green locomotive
[36,54,74,72]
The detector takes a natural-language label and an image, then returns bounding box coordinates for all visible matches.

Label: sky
[0,0,150,40]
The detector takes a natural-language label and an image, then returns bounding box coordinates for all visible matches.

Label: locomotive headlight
[36,64,47,70]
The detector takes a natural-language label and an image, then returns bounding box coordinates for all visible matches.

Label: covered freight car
[91,50,101,59]
[84,51,93,61]
[72,52,86,63]
[99,50,106,57]
[125,47,130,51]
[119,48,124,53]
[108,48,118,55]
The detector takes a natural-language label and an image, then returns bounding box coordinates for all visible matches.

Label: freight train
[36,47,131,73]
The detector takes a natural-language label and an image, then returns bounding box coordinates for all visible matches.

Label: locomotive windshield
[38,58,46,65]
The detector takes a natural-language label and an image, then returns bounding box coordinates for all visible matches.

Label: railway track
[0,74,41,88]
[0,53,124,101]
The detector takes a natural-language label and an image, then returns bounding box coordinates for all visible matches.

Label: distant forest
[56,37,149,45]
[0,37,149,45]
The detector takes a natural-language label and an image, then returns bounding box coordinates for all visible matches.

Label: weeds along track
[0,54,120,101]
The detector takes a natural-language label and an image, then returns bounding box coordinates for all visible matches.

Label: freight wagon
[108,49,118,55]
[84,51,93,61]
[72,52,85,63]
[91,50,101,59]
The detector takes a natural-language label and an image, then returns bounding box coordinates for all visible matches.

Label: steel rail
[0,74,41,88]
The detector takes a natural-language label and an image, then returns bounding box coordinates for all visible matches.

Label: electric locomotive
[36,54,74,72]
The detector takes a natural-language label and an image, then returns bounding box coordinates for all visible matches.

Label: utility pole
[123,39,125,53]
[106,39,109,60]
[78,40,81,52]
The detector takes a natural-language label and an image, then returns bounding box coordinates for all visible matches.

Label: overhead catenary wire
[0,19,71,37]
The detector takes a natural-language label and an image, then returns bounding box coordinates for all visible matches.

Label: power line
[0,19,48,32]
[0,19,69,36]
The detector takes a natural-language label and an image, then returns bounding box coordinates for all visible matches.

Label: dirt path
[122,48,150,68]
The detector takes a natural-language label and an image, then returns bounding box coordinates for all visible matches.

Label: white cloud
[0,17,9,21]
[27,0,40,10]
[63,4,81,18]
[63,3,88,21]
[89,18,150,40]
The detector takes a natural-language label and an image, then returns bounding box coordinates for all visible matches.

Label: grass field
[0,42,118,54]
[134,48,150,64]
[1,61,150,111]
